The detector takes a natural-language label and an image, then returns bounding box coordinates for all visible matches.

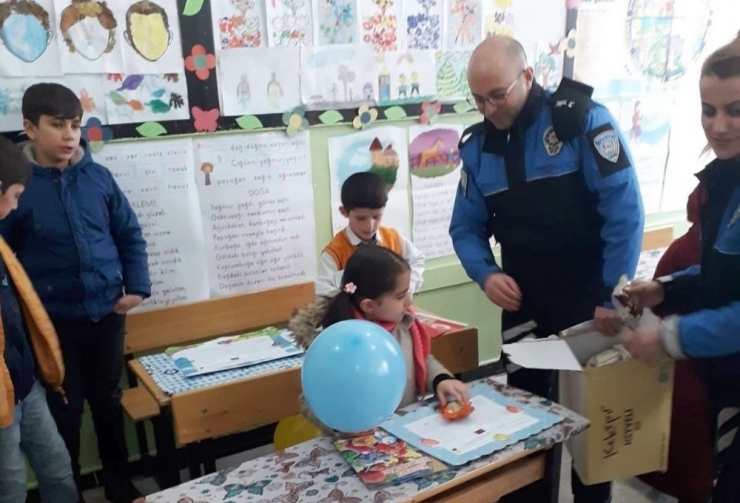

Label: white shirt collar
[345,226,383,246]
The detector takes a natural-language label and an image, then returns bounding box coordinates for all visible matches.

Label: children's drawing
[103,72,189,124]
[300,44,378,109]
[217,47,300,116]
[265,0,312,47]
[313,0,357,45]
[0,74,106,132]
[435,50,471,101]
[0,0,62,76]
[55,0,124,72]
[359,0,400,53]
[406,0,442,50]
[445,0,481,50]
[409,127,460,178]
[327,126,411,236]
[534,41,562,91]
[210,0,266,50]
[483,0,514,37]
[119,0,182,73]
[377,50,437,105]
[200,162,214,186]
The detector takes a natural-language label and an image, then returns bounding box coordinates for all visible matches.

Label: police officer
[450,36,644,502]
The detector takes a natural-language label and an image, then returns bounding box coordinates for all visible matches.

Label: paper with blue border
[381,382,563,466]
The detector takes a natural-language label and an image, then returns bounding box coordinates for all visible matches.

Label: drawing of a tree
[457,68,469,95]
[337,64,356,101]
[437,59,458,97]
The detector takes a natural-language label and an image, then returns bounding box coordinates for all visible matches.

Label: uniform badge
[593,128,620,163]
[460,169,468,197]
[543,126,563,156]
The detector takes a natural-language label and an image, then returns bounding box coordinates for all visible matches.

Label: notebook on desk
[333,429,448,489]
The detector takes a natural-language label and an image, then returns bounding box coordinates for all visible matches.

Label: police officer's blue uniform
[449,79,644,502]
[656,157,740,502]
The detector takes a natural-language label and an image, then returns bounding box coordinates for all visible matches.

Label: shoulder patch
[543,126,563,156]
[587,123,630,177]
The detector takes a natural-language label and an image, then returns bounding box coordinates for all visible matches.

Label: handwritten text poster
[193,131,317,297]
[93,138,210,311]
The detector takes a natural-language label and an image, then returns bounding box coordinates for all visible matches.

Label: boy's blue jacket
[0,142,150,322]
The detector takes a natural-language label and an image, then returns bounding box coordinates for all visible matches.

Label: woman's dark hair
[321,245,410,328]
[701,31,740,79]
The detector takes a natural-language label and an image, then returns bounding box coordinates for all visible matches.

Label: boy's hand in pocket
[114,294,143,314]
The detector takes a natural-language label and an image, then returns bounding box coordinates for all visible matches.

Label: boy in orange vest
[315,172,424,297]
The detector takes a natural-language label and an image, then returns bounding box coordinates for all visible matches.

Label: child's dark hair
[322,245,410,328]
[341,172,388,211]
[0,136,31,192]
[22,83,83,125]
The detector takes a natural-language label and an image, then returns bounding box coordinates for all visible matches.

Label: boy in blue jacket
[0,83,151,503]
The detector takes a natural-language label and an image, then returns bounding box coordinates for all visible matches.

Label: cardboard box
[559,355,674,485]
[503,322,674,485]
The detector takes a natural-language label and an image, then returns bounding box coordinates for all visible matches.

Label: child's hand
[436,379,470,408]
[114,294,143,314]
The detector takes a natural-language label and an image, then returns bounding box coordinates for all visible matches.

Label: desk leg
[151,409,182,489]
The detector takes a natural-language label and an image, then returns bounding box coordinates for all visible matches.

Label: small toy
[440,400,474,421]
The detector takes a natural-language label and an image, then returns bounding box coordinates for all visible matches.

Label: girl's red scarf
[352,308,431,396]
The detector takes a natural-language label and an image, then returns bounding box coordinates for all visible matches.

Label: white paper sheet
[404,0,443,50]
[265,0,312,47]
[328,126,411,238]
[103,73,190,125]
[300,44,378,109]
[435,50,471,101]
[218,47,301,116]
[0,0,63,76]
[443,0,481,50]
[357,0,401,52]
[312,0,359,45]
[210,0,267,51]
[114,0,184,74]
[409,124,463,259]
[193,131,317,297]
[502,339,583,372]
[93,138,210,311]
[377,49,437,105]
[54,0,125,73]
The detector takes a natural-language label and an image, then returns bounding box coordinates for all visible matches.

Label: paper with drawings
[93,138,210,312]
[328,126,411,238]
[193,131,317,297]
[0,74,107,132]
[377,49,437,105]
[358,0,401,52]
[312,0,359,45]
[210,0,267,50]
[409,124,463,259]
[300,44,377,109]
[54,0,125,73]
[405,0,443,50]
[265,0,312,47]
[114,0,184,74]
[0,0,63,76]
[443,0,481,50]
[435,50,471,101]
[103,73,189,124]
[217,47,301,116]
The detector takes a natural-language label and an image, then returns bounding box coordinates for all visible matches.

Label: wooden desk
[141,379,587,503]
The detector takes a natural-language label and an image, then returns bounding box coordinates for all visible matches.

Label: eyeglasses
[467,72,523,109]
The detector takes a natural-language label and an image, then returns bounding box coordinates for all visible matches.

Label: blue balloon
[301,319,407,433]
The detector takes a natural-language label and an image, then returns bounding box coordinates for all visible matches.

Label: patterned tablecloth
[137,378,589,503]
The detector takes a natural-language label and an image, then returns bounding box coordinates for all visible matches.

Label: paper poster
[603,96,670,215]
[377,50,437,105]
[0,74,107,132]
[193,131,317,297]
[300,44,378,109]
[265,0,312,47]
[358,0,401,52]
[93,138,209,311]
[218,47,301,116]
[533,41,563,92]
[328,126,411,238]
[405,0,443,50]
[103,73,189,125]
[114,0,183,74]
[54,0,125,73]
[210,0,267,50]
[409,124,463,259]
[0,0,63,77]
[443,0,481,50]
[312,0,359,45]
[435,50,471,101]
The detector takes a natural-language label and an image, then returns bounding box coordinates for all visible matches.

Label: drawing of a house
[368,138,399,190]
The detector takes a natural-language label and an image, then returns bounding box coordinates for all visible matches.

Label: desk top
[139,378,588,503]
